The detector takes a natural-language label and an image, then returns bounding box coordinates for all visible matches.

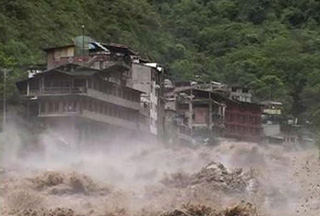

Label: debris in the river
[7,190,44,210]
[29,171,111,195]
[161,161,257,194]
[8,208,75,216]
[161,203,259,216]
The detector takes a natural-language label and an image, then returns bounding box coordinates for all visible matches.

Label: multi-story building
[42,40,165,137]
[16,63,142,148]
[127,63,165,136]
[223,99,263,142]
[171,83,263,143]
[175,88,226,143]
[16,36,167,146]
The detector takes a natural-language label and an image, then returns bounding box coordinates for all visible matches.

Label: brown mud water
[1,137,320,216]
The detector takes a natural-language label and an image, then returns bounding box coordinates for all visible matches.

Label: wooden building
[175,88,226,144]
[173,86,263,143]
[224,100,263,142]
[40,40,165,138]
[16,64,142,148]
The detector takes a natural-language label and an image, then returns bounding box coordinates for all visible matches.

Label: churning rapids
[1,124,320,216]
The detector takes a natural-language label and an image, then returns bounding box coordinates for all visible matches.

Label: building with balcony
[38,38,165,138]
[169,83,263,143]
[224,100,263,142]
[175,88,226,144]
[16,63,142,148]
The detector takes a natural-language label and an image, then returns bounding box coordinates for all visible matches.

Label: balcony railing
[26,86,140,110]
[42,87,85,95]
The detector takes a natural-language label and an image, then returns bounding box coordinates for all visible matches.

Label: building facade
[223,100,263,142]
[228,86,252,102]
[127,63,165,136]
[16,64,142,148]
[167,82,263,143]
[175,88,225,144]
[40,40,165,138]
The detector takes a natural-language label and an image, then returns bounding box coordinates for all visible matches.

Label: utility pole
[2,69,7,131]
[82,25,85,67]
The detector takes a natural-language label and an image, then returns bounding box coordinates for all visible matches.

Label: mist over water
[1,118,320,216]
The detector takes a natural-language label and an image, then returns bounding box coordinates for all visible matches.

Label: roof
[175,87,227,101]
[235,100,264,107]
[56,70,97,77]
[43,44,75,51]
[229,85,251,90]
[101,43,138,55]
[26,64,46,70]
[16,64,99,84]
[262,101,283,106]
[143,63,164,72]
[175,87,263,106]
[16,63,144,94]
[40,63,99,75]
[43,42,140,57]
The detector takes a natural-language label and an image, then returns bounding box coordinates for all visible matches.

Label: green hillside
[1,0,320,122]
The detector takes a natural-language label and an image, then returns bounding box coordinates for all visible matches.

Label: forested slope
[1,0,320,121]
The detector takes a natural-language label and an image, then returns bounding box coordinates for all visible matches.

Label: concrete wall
[129,64,152,93]
[129,64,161,135]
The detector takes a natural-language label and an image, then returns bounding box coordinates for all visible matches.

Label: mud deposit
[1,140,320,216]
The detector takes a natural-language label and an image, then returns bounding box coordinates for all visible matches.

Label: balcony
[86,89,140,110]
[28,86,140,110]
[38,109,138,130]
[42,87,85,95]
[81,110,138,130]
[38,110,80,118]
[25,87,85,97]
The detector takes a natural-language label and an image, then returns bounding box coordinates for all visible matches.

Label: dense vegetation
[1,0,320,124]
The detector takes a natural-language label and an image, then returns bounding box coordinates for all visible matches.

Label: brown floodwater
[1,125,320,216]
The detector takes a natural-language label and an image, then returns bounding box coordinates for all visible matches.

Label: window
[110,105,114,116]
[104,104,109,115]
[88,100,92,111]
[100,103,103,114]
[40,102,45,113]
[123,89,128,100]
[92,101,96,112]
[48,102,53,113]
[83,100,87,110]
[119,88,123,98]
[111,86,116,96]
[244,115,248,122]
[88,79,92,88]
[67,100,73,112]
[54,101,59,112]
[74,100,78,111]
